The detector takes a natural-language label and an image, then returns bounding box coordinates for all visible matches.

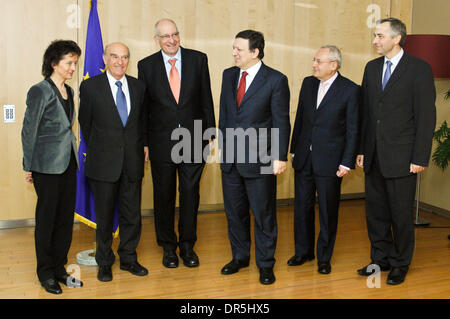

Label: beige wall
[412,0,450,211]
[0,0,414,221]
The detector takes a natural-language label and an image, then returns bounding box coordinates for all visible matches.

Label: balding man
[138,19,215,269]
[289,45,359,274]
[79,42,149,282]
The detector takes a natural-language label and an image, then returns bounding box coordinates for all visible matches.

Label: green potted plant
[432,90,450,171]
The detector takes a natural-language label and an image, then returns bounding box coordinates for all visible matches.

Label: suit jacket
[78,73,146,183]
[219,62,291,178]
[291,74,360,176]
[359,53,436,178]
[22,80,78,174]
[137,47,216,163]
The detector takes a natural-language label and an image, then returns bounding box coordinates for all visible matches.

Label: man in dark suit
[137,19,215,269]
[79,42,149,282]
[289,45,359,275]
[219,30,290,285]
[357,18,436,285]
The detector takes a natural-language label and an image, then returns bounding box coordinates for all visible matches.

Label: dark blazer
[219,62,291,178]
[291,74,360,176]
[359,53,436,178]
[78,73,146,183]
[137,47,216,163]
[22,80,78,174]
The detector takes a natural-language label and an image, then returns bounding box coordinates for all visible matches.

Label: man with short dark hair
[219,30,290,285]
[357,18,436,285]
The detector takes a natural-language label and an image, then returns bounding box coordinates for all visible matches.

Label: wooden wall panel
[0,0,414,220]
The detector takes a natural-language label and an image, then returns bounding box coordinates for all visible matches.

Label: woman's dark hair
[235,30,265,60]
[41,40,82,78]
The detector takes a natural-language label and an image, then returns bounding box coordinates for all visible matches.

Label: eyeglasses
[158,32,180,40]
[312,58,333,64]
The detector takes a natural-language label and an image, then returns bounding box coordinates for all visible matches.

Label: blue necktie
[382,60,392,91]
[115,81,128,126]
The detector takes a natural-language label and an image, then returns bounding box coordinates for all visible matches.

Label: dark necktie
[115,81,128,126]
[382,60,392,91]
[236,71,248,107]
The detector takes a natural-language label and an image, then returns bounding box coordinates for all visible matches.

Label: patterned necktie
[236,71,248,107]
[115,81,128,126]
[382,60,392,91]
[169,58,180,103]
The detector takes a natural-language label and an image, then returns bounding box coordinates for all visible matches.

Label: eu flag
[75,0,119,237]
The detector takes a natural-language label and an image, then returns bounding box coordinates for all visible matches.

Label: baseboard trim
[1,193,447,230]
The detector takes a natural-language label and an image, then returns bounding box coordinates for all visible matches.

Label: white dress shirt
[106,70,131,115]
[238,60,262,91]
[161,47,182,81]
[317,71,338,108]
[382,48,404,83]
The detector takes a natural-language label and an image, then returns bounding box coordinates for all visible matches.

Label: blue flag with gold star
[75,0,119,237]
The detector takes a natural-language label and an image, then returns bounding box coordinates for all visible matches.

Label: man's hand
[336,166,350,178]
[410,163,426,174]
[356,155,364,168]
[25,172,33,184]
[144,146,149,162]
[273,160,287,175]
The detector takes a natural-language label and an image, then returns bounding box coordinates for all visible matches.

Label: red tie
[236,71,248,107]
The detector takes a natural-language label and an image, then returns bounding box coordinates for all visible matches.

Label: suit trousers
[150,161,205,252]
[364,154,417,267]
[89,174,143,266]
[32,152,77,282]
[293,153,342,262]
[222,165,277,268]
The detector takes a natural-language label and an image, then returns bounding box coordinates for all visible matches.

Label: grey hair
[154,18,179,37]
[376,18,407,47]
[103,42,130,58]
[321,45,342,69]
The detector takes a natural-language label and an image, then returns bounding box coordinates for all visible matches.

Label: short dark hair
[235,30,265,60]
[377,17,407,47]
[41,40,81,78]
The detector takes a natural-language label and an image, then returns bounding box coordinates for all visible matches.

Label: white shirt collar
[240,60,262,77]
[106,70,126,86]
[320,71,338,87]
[384,48,404,68]
[161,47,182,64]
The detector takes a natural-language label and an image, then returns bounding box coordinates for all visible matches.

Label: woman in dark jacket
[21,40,82,294]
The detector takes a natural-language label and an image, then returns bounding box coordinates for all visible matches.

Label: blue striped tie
[115,81,128,126]
[382,60,392,91]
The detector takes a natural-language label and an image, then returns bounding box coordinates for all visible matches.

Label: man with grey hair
[288,45,359,274]
[138,19,215,269]
[357,17,436,285]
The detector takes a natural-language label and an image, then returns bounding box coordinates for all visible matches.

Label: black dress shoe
[41,278,62,295]
[318,262,331,274]
[221,259,250,275]
[287,255,314,266]
[357,263,391,276]
[56,274,83,288]
[163,250,179,268]
[387,267,408,285]
[97,266,113,282]
[259,267,276,285]
[120,262,149,276]
[180,249,199,268]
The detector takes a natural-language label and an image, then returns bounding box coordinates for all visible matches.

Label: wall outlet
[3,105,15,123]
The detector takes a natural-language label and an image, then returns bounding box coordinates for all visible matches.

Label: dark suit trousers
[365,155,417,268]
[222,165,277,268]
[32,152,76,282]
[294,153,342,263]
[89,174,142,266]
[150,161,205,252]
